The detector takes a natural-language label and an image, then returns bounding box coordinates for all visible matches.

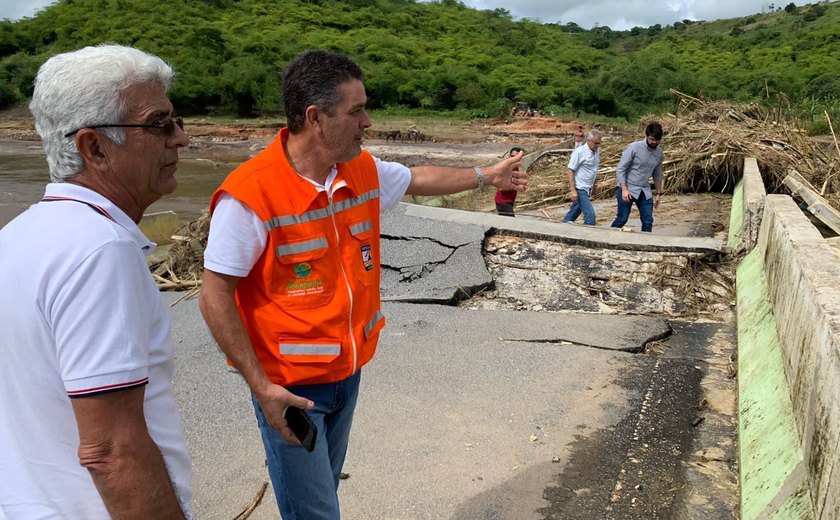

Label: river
[0,139,238,229]
[0,137,514,229]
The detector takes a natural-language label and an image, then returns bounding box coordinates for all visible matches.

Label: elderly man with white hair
[563,128,602,225]
[0,45,192,518]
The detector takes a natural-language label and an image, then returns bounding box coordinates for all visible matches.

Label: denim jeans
[563,188,596,225]
[252,370,361,520]
[610,187,654,232]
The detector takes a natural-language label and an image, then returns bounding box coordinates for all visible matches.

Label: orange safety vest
[210,129,385,386]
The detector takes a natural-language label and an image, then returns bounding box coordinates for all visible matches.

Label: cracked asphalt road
[168,204,737,519]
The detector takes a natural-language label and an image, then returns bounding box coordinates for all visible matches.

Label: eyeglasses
[64,116,184,138]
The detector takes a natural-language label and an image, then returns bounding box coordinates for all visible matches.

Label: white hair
[29,44,173,182]
[586,129,602,141]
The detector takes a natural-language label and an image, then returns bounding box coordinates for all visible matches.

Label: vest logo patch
[361,245,374,271]
[293,262,312,277]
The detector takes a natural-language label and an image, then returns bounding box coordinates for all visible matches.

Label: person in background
[198,49,528,519]
[574,125,585,148]
[610,122,664,232]
[0,44,192,519]
[563,129,602,225]
[495,146,526,216]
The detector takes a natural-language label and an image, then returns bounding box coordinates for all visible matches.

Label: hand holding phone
[285,406,317,452]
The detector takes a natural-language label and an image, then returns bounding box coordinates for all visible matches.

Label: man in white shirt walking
[563,129,602,225]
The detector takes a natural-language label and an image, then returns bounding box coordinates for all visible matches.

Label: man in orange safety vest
[199,49,528,519]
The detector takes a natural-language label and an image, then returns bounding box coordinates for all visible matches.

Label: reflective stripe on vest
[350,220,372,236]
[364,310,384,338]
[275,237,328,258]
[264,189,380,231]
[280,343,341,356]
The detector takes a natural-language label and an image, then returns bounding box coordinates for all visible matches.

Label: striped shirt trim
[364,310,384,338]
[276,237,328,258]
[67,377,149,398]
[41,196,117,222]
[280,344,341,356]
[350,220,372,236]
[264,189,380,231]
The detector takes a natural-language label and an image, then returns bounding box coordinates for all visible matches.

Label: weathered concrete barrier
[140,210,179,245]
[737,194,840,519]
[728,157,765,253]
[402,203,724,255]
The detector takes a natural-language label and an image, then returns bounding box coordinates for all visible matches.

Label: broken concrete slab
[381,242,491,303]
[381,205,492,303]
[400,203,724,255]
[382,203,486,246]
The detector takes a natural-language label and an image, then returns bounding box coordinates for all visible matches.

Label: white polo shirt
[205,155,411,277]
[567,142,600,192]
[0,183,192,519]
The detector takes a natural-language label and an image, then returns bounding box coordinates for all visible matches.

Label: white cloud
[0,0,56,21]
[440,0,775,30]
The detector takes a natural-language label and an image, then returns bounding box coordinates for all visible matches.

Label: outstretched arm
[406,151,527,196]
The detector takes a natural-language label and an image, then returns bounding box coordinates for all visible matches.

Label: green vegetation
[1,0,838,129]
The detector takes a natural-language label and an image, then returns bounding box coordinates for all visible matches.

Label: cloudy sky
[2,0,780,30]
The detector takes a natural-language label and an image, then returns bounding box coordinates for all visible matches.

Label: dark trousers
[495,202,515,217]
[610,187,654,232]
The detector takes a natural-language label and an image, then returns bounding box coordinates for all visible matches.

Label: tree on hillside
[0,0,838,120]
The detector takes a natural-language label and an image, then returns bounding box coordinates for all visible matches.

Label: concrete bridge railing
[735,158,840,519]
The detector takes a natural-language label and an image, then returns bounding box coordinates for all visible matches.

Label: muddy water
[0,138,515,229]
[0,139,236,229]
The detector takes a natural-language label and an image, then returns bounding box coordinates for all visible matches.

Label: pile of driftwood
[149,211,209,293]
[517,90,840,212]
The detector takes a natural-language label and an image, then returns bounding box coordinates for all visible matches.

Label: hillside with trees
[1,0,838,130]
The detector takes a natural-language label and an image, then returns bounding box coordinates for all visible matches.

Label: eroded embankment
[467,234,734,318]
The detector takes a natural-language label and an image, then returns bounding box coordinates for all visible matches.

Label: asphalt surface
[164,205,737,519]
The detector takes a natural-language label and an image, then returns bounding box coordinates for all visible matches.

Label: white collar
[43,183,156,253]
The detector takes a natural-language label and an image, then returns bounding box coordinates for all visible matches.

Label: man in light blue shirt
[563,129,602,225]
[610,122,664,232]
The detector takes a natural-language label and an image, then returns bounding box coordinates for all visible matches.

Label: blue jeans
[563,188,596,225]
[610,187,654,232]
[252,370,362,520]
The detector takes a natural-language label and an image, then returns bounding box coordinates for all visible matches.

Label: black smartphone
[285,406,317,452]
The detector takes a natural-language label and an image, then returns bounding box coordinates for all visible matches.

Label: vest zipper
[328,190,359,375]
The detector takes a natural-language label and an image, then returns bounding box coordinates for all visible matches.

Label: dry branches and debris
[149,211,209,292]
[517,91,840,212]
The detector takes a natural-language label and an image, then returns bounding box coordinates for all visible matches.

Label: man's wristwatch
[474,166,485,190]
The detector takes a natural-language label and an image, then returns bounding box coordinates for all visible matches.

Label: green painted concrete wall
[737,247,814,520]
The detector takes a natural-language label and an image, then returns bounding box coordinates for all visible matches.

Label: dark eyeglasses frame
[64,116,184,138]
